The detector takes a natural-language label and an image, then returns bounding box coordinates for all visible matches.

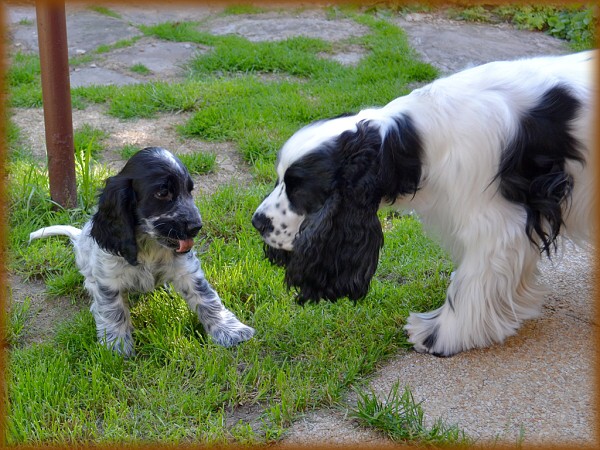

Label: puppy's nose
[252,212,274,235]
[187,220,203,237]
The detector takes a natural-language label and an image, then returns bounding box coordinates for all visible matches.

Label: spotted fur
[253,51,595,356]
[30,147,254,356]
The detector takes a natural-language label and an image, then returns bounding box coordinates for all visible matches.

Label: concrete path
[5,3,597,447]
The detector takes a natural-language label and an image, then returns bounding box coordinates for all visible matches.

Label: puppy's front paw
[210,323,255,347]
[209,310,255,347]
[100,332,136,357]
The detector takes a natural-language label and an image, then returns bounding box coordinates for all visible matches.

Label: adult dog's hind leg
[172,257,255,347]
[87,282,135,356]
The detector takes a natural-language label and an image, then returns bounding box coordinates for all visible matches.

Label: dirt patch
[11,105,253,195]
[8,273,85,346]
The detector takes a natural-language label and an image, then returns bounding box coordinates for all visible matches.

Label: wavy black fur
[90,147,201,266]
[379,115,423,201]
[91,175,139,265]
[496,85,585,256]
[268,115,423,303]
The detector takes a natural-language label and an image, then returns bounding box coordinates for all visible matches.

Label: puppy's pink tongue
[176,238,195,253]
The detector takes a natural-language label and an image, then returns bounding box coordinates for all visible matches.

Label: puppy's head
[91,147,203,265]
[253,113,423,303]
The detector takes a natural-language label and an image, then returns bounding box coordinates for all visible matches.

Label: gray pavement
[5,3,597,446]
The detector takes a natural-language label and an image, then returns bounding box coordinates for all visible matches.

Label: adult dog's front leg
[404,235,546,356]
[172,259,255,347]
[87,282,135,356]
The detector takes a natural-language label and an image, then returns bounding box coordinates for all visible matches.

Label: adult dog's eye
[155,188,172,201]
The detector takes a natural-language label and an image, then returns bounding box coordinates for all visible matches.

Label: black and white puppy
[252,51,595,357]
[30,147,255,356]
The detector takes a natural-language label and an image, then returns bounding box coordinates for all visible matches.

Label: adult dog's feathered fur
[252,51,595,357]
[30,147,254,356]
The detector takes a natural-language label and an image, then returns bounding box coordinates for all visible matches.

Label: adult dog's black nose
[252,213,274,235]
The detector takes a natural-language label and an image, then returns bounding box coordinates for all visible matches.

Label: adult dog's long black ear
[264,245,292,267]
[90,175,138,265]
[285,121,385,304]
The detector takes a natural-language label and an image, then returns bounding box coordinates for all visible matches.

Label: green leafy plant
[223,4,267,15]
[546,8,596,50]
[492,4,596,50]
[448,6,493,22]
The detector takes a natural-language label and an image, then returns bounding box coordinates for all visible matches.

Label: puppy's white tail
[29,225,82,244]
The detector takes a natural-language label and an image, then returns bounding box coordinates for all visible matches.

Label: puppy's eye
[155,188,172,201]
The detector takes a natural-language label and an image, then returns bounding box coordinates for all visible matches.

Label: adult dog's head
[91,147,203,265]
[252,111,423,303]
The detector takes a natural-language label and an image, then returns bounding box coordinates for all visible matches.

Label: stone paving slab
[70,66,140,88]
[10,7,141,57]
[205,10,370,43]
[393,13,570,74]
[107,40,204,74]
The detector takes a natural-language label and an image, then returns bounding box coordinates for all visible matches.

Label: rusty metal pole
[35,0,77,209]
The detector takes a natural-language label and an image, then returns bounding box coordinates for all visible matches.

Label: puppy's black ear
[90,176,138,265]
[286,121,384,303]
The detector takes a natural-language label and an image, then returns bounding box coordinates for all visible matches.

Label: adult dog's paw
[404,311,456,358]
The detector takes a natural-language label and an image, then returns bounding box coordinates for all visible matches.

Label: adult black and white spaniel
[252,51,595,357]
[30,147,254,356]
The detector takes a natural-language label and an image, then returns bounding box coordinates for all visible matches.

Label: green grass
[7,169,450,443]
[6,117,31,161]
[7,52,42,108]
[74,123,108,158]
[14,4,581,446]
[88,5,122,19]
[6,145,453,444]
[69,53,96,68]
[130,63,151,75]
[7,297,32,346]
[350,381,472,445]
[95,37,140,54]
[119,143,142,159]
[177,152,217,175]
[134,13,436,166]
